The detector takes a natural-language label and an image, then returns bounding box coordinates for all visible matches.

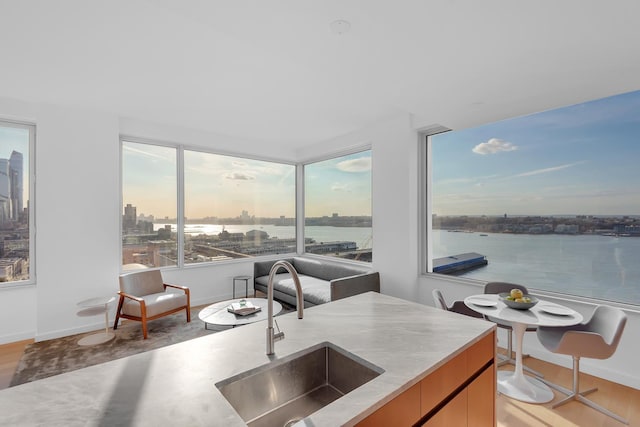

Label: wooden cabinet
[356,331,496,427]
[467,364,495,427]
[355,383,421,427]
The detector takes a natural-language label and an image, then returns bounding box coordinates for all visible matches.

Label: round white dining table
[464,294,583,404]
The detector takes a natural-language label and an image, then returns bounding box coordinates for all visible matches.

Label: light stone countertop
[0,292,495,426]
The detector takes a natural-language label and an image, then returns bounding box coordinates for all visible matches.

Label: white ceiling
[1,0,639,150]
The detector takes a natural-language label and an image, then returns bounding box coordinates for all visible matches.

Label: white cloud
[331,183,350,192]
[472,138,518,155]
[225,172,255,180]
[336,157,371,172]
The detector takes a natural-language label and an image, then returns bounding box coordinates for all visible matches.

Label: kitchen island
[0,292,495,426]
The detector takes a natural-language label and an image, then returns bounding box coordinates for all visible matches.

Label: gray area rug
[11,307,218,387]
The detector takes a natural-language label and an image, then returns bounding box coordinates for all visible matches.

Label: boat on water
[433,252,488,275]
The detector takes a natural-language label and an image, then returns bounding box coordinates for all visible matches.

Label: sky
[122,142,371,220]
[305,151,372,217]
[431,90,640,217]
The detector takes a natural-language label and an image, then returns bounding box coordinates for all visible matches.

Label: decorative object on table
[114,269,190,339]
[484,281,541,377]
[76,296,116,346]
[499,292,539,310]
[537,305,628,424]
[227,299,261,316]
[432,289,484,318]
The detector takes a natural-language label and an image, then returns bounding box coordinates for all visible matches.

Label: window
[183,150,295,264]
[427,90,640,305]
[304,150,372,262]
[0,120,34,284]
[121,140,296,268]
[121,141,178,268]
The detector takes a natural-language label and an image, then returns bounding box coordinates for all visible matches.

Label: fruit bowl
[499,293,538,310]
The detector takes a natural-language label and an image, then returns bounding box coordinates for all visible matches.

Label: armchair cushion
[121,291,188,318]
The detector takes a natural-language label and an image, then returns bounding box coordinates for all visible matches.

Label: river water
[154,223,639,305]
[156,223,373,249]
[432,230,640,305]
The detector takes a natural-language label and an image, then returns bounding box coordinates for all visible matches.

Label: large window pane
[429,90,640,305]
[0,121,32,283]
[183,150,296,263]
[121,141,177,268]
[304,150,372,262]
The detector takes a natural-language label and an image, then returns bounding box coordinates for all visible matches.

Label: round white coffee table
[198,298,282,329]
[76,296,116,346]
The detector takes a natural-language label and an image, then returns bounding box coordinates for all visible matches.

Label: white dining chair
[432,289,483,318]
[537,304,628,424]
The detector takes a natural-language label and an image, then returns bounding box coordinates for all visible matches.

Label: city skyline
[432,90,640,216]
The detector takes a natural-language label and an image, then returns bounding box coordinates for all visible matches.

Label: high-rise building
[0,159,10,222]
[123,204,137,230]
[9,151,23,220]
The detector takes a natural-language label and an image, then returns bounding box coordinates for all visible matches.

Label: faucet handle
[274,319,285,341]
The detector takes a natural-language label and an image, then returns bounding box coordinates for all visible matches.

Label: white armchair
[114,269,190,339]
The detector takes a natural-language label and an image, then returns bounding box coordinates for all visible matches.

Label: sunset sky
[122,142,371,219]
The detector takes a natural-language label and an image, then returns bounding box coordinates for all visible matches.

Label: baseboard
[0,331,35,346]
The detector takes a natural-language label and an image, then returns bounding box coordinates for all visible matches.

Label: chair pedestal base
[540,357,628,425]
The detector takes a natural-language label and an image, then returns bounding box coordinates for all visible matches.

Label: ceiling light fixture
[330,20,351,35]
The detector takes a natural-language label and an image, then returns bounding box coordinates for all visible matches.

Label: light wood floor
[0,340,637,426]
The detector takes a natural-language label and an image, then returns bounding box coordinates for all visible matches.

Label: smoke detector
[330,20,351,35]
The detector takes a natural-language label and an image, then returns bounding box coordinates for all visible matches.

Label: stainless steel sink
[216,342,384,427]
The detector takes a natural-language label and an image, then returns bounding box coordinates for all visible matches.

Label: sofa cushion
[255,273,331,305]
[292,257,366,281]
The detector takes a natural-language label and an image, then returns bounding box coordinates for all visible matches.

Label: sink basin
[216,342,384,427]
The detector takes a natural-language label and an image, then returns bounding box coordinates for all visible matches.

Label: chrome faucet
[266,260,303,355]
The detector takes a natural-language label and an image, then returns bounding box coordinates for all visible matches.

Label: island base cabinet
[422,365,495,427]
[467,365,495,426]
[355,332,495,427]
[355,383,421,427]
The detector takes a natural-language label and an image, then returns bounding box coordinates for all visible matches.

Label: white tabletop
[198,298,282,327]
[464,294,583,327]
[77,296,116,308]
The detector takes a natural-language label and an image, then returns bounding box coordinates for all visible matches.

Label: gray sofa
[253,257,380,308]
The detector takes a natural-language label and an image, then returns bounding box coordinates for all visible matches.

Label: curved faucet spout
[266,260,304,355]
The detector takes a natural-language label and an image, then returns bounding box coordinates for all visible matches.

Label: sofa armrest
[330,272,380,301]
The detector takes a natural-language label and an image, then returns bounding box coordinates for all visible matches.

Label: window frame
[119,136,299,271]
[301,145,373,264]
[420,122,640,310]
[0,119,36,287]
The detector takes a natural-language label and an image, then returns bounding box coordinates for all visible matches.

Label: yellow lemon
[510,289,524,299]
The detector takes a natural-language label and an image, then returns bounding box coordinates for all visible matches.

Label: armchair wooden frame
[114,281,191,340]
